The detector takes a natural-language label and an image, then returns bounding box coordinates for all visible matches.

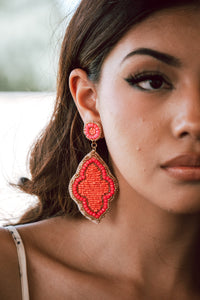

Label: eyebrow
[121,48,182,67]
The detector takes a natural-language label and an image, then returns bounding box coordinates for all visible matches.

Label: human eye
[124,71,173,91]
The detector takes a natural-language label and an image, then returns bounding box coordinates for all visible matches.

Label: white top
[6,226,30,300]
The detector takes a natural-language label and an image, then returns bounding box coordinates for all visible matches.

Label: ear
[69,68,100,123]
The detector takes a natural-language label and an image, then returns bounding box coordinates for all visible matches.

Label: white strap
[6,226,30,300]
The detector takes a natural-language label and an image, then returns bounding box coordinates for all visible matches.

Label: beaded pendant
[69,149,118,223]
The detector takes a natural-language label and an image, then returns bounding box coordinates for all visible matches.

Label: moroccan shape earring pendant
[69,122,118,224]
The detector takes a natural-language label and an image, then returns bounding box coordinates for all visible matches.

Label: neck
[99,174,200,292]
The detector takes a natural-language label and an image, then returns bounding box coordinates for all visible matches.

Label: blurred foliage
[0,0,68,91]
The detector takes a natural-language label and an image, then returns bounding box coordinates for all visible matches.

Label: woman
[1,0,200,298]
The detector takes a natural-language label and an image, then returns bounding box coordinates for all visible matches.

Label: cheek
[98,86,162,182]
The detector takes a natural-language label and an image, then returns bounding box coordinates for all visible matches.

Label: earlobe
[69,68,100,123]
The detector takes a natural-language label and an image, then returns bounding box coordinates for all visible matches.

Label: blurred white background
[0,93,55,224]
[0,0,81,91]
[0,0,81,225]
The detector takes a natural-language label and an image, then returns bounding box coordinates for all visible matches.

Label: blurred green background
[0,0,79,91]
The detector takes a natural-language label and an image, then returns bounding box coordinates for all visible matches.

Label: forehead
[102,5,200,66]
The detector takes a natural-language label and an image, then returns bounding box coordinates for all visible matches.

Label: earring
[69,122,118,224]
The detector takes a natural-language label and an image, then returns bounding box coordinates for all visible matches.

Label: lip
[161,154,200,181]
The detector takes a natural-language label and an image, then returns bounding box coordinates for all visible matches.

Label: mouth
[161,154,200,181]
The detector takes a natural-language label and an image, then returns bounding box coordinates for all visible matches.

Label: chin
[141,177,200,215]
[155,193,200,215]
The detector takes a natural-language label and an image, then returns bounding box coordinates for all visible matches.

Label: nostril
[178,130,200,140]
[179,132,189,138]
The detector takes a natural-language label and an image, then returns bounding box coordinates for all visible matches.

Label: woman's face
[96,5,200,213]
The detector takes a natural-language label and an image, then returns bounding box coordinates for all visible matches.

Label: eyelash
[124,71,173,91]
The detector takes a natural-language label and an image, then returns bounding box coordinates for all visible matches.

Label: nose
[172,87,200,140]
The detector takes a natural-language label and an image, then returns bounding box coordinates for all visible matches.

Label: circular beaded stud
[84,122,102,141]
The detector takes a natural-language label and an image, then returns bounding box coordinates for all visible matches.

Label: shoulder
[0,227,21,299]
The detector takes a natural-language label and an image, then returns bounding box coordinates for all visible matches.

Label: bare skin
[1,5,200,300]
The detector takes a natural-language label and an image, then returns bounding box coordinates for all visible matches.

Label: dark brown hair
[17,0,198,224]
